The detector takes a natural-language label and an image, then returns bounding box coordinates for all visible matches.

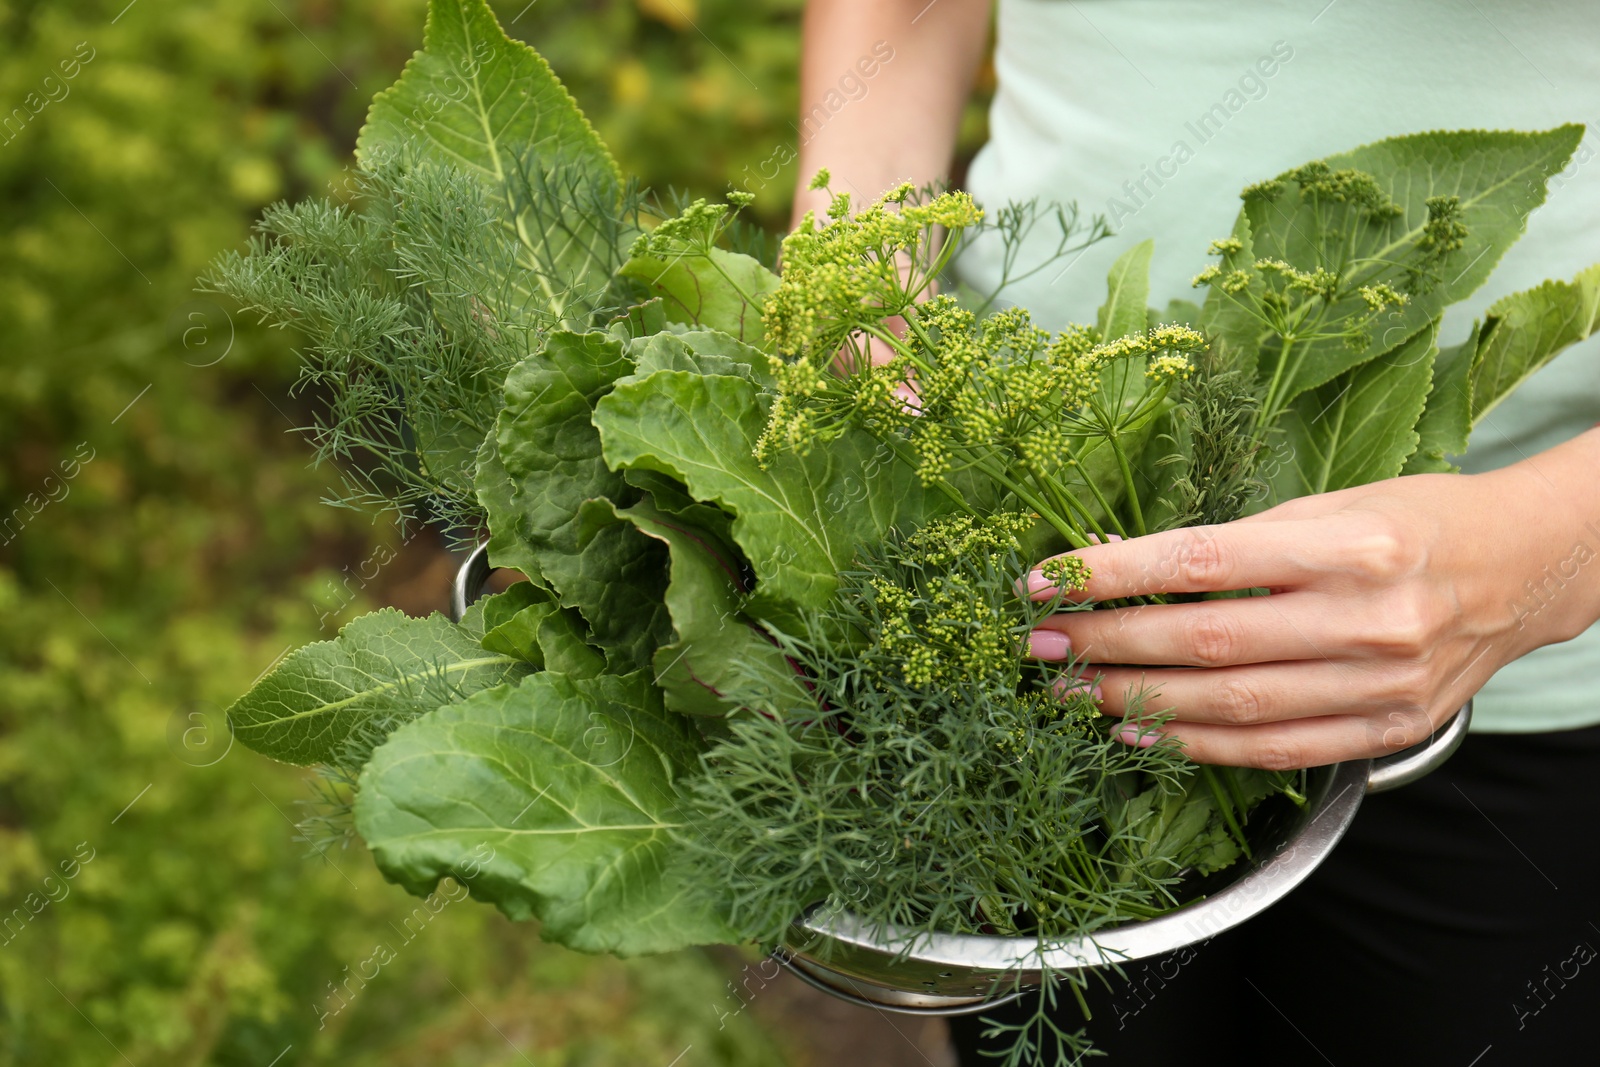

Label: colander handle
[1365,701,1471,795]
[450,542,495,623]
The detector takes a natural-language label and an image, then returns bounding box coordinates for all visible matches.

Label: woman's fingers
[1112,714,1380,770]
[1077,660,1425,727]
[1024,513,1389,601]
[1029,593,1347,668]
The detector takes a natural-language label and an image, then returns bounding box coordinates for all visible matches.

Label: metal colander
[773,716,1468,1014]
[451,543,1471,1016]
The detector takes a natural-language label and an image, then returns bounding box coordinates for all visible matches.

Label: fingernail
[1026,629,1072,659]
[1085,533,1125,546]
[1115,726,1159,748]
[1017,570,1056,598]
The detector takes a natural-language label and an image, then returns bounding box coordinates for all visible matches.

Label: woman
[791,1,1600,1062]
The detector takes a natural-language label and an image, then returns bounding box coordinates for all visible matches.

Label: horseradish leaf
[358,0,628,326]
[1273,324,1437,498]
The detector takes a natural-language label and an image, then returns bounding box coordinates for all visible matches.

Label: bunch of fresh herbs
[206,2,1600,1063]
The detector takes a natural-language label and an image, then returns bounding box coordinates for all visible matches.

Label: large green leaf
[477,583,605,678]
[1470,263,1600,423]
[625,328,772,386]
[1271,324,1437,499]
[474,430,546,584]
[478,582,551,662]
[227,608,529,769]
[582,497,806,717]
[1403,263,1600,474]
[1097,239,1153,341]
[620,249,780,347]
[1241,127,1582,404]
[357,0,626,324]
[593,369,944,613]
[490,330,671,668]
[354,671,737,955]
[1402,322,1479,475]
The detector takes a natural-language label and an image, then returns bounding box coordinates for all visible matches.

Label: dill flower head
[1220,269,1253,294]
[858,514,1057,690]
[1254,258,1340,302]
[907,512,1035,566]
[629,196,731,260]
[1146,353,1195,383]
[1080,323,1206,382]
[1038,554,1091,593]
[1282,161,1403,220]
[1240,177,1284,202]
[1420,194,1468,254]
[762,186,984,359]
[1358,282,1408,312]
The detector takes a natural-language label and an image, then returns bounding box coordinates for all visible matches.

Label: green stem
[981,464,1088,549]
[1106,430,1147,538]
[1199,766,1253,861]
[1257,333,1294,431]
[1030,468,1111,543]
[857,322,920,368]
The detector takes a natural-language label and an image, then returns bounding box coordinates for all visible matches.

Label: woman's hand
[1024,428,1600,769]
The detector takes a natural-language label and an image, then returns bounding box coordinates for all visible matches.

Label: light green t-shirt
[957,0,1600,732]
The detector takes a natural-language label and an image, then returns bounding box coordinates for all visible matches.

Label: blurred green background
[0,1,987,1063]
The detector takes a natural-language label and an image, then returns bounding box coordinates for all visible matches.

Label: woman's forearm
[791,0,992,227]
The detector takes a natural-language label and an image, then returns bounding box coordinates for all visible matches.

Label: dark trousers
[949,724,1600,1066]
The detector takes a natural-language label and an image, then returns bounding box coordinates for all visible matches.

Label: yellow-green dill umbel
[756,176,1202,550]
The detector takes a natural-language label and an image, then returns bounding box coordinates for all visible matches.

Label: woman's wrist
[1486,425,1600,649]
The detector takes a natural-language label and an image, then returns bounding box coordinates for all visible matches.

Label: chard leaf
[474,431,546,584]
[354,671,737,955]
[1470,263,1600,423]
[534,608,608,679]
[492,329,671,668]
[478,586,606,678]
[625,329,770,385]
[622,468,738,546]
[619,248,779,347]
[593,369,944,614]
[1271,324,1437,498]
[478,583,551,662]
[227,607,530,769]
[357,0,627,325]
[582,497,805,717]
[1241,126,1582,403]
[606,298,669,344]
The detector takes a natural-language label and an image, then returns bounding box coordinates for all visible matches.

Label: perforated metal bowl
[451,544,1471,1017]
[772,713,1468,1014]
